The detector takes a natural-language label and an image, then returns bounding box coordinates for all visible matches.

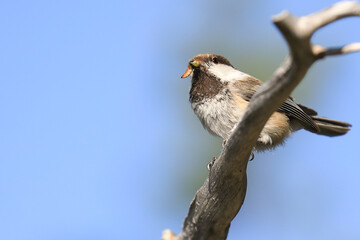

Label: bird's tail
[311,116,352,137]
[297,104,352,136]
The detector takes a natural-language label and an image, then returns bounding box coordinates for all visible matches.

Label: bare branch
[303,1,360,35]
[313,43,360,58]
[165,1,360,239]
[272,1,360,61]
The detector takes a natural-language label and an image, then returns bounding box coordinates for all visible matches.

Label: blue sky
[1,1,360,239]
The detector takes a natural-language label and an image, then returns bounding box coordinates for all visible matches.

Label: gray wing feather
[278,98,319,133]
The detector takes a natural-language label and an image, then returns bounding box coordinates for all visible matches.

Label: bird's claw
[249,152,255,161]
[207,157,217,171]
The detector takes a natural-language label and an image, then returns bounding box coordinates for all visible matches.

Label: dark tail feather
[311,116,352,137]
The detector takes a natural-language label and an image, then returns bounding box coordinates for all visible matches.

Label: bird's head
[181,53,234,81]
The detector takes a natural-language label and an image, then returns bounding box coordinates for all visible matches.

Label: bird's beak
[181,60,200,78]
[181,64,193,78]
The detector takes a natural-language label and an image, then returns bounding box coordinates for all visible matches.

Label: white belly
[191,90,291,150]
[191,90,244,140]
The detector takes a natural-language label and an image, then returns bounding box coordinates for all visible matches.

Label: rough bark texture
[163,1,360,240]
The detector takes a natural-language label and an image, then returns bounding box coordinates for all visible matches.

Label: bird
[181,53,351,151]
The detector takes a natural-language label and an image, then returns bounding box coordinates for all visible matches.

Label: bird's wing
[231,75,319,133]
[231,75,262,101]
[278,98,319,132]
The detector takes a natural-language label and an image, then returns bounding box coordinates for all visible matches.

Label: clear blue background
[1,1,359,239]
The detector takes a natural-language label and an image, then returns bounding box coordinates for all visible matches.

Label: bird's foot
[222,139,227,147]
[249,151,255,161]
[207,157,217,171]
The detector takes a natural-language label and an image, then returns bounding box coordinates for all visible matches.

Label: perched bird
[181,53,351,151]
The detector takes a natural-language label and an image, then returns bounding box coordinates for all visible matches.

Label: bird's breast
[191,89,246,139]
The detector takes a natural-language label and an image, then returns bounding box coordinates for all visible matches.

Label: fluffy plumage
[182,53,351,151]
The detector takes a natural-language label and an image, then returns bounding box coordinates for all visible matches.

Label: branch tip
[272,10,291,22]
[162,229,176,240]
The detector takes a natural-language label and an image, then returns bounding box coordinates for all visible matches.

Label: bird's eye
[212,57,218,64]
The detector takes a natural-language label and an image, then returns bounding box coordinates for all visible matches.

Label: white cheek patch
[208,63,248,83]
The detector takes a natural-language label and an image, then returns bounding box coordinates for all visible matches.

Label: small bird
[181,53,351,151]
